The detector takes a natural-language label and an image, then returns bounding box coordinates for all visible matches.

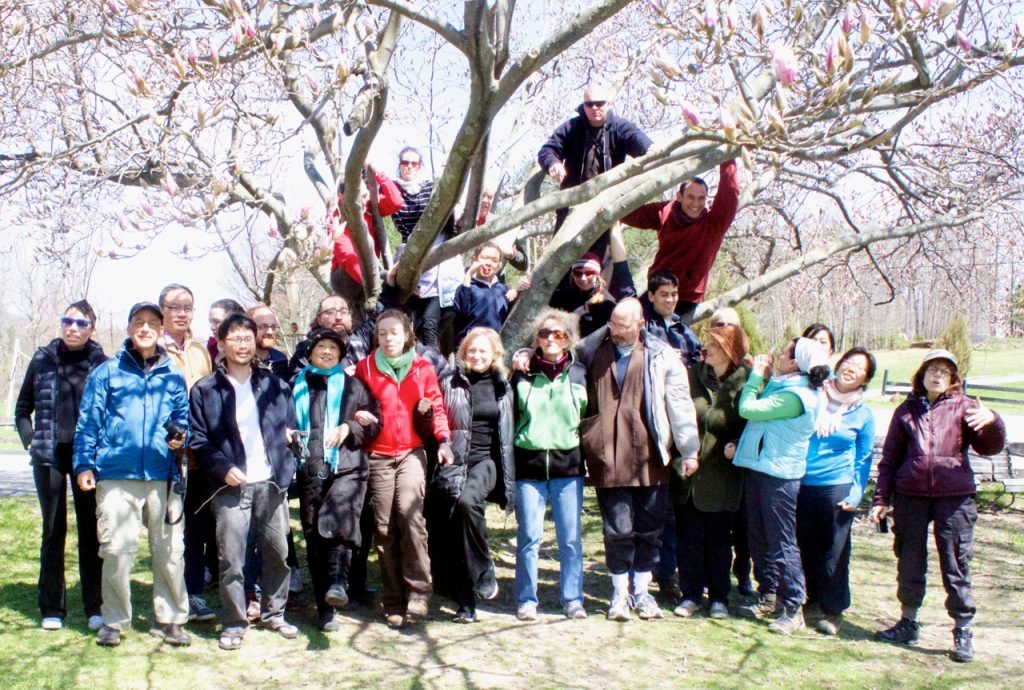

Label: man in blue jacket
[73,302,191,648]
[189,313,300,650]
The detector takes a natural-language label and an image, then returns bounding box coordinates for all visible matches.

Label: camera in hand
[288,430,310,462]
[163,420,187,444]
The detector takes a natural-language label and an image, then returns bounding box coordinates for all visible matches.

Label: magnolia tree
[1,0,1023,346]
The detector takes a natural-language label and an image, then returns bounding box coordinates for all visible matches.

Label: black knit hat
[308,328,348,360]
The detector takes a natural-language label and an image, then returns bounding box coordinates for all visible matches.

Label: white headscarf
[794,337,830,374]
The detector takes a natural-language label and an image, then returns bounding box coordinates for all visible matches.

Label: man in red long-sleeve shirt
[327,164,404,316]
[622,160,739,322]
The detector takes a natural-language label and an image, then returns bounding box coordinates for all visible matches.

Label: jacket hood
[117,339,171,371]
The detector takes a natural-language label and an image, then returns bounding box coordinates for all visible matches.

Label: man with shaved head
[575,298,699,622]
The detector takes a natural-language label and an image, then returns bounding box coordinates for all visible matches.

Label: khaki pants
[368,449,432,612]
[96,480,188,630]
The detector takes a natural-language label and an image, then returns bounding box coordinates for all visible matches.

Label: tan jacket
[161,332,212,391]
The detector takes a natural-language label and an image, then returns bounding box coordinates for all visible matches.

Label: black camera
[288,430,310,462]
[163,420,187,444]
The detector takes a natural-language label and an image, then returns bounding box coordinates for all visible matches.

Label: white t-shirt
[228,373,271,484]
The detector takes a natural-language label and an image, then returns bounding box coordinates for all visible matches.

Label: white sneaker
[673,599,701,618]
[607,594,632,622]
[709,602,729,619]
[41,617,63,631]
[516,603,538,621]
[87,615,104,631]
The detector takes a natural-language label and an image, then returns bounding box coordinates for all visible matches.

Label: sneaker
[149,622,192,646]
[738,593,778,620]
[951,627,974,663]
[452,608,477,624]
[263,618,299,639]
[325,584,349,608]
[188,595,216,622]
[874,617,920,645]
[563,600,587,620]
[95,624,121,647]
[607,594,632,622]
[634,593,664,621]
[816,614,841,636]
[289,567,303,593]
[709,601,729,620]
[87,615,104,631]
[673,599,701,618]
[319,611,340,632]
[516,603,538,622]
[405,597,429,619]
[41,617,63,631]
[768,609,805,636]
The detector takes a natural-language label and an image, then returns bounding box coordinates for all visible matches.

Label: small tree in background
[936,313,973,378]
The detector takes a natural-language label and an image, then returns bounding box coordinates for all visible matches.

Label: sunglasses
[538,328,568,342]
[60,317,92,329]
[399,160,421,167]
[572,269,598,277]
[583,100,607,108]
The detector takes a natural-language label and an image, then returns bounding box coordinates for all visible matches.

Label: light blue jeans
[514,477,584,607]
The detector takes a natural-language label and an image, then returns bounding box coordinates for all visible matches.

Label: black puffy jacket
[15,338,108,467]
[439,368,516,513]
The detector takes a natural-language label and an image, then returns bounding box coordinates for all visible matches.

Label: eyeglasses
[572,269,598,278]
[256,323,278,331]
[583,100,607,108]
[60,317,92,329]
[399,160,421,167]
[318,307,350,318]
[162,304,194,314]
[224,336,255,346]
[926,365,954,377]
[538,328,568,342]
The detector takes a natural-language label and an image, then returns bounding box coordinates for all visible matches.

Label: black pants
[892,493,977,626]
[34,445,102,619]
[183,464,218,597]
[407,295,441,349]
[676,496,733,604]
[329,267,368,326]
[348,491,376,596]
[298,472,365,616]
[596,485,668,575]
[745,470,805,612]
[674,300,698,324]
[796,483,854,616]
[732,497,754,587]
[427,460,497,612]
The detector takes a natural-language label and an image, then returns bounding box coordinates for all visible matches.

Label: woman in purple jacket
[871,349,1005,663]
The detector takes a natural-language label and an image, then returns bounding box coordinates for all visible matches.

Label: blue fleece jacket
[803,403,876,507]
[453,277,510,343]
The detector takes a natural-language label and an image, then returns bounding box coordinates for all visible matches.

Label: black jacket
[15,339,108,467]
[297,371,382,481]
[189,366,299,488]
[537,106,652,190]
[439,368,516,513]
[287,322,374,381]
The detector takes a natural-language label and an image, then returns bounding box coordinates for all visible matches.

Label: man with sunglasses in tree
[538,82,652,258]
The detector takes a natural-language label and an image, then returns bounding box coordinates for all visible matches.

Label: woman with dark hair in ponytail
[732,337,830,636]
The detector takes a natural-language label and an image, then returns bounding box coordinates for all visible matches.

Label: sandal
[218,631,244,651]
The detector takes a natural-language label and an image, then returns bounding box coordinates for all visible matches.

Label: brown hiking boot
[737,593,778,620]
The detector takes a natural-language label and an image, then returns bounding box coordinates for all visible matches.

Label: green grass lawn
[2,489,1023,689]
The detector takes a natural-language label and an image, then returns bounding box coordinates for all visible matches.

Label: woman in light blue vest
[733,337,830,635]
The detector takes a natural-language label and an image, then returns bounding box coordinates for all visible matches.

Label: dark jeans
[348,495,376,596]
[596,485,669,575]
[427,460,497,612]
[744,470,805,612]
[676,496,733,604]
[797,482,854,616]
[34,446,102,619]
[732,497,754,587]
[655,504,678,585]
[184,463,218,597]
[213,481,290,629]
[407,295,441,349]
[437,306,456,359]
[298,471,365,616]
[892,493,977,626]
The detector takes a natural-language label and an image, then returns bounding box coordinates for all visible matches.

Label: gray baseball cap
[922,348,958,369]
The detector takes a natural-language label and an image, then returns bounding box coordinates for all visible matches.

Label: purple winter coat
[873,393,1006,505]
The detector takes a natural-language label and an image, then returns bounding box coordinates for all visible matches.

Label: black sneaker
[951,626,974,663]
[875,617,920,645]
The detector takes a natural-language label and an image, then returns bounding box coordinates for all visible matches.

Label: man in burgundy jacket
[622,160,739,322]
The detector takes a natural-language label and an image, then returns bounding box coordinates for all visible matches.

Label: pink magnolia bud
[771,44,798,86]
[268,225,279,238]
[703,2,718,28]
[955,30,971,52]
[107,0,119,13]
[140,203,154,216]
[725,4,738,32]
[230,23,243,46]
[245,21,257,41]
[681,103,701,127]
[842,6,853,34]
[911,0,932,14]
[187,39,199,66]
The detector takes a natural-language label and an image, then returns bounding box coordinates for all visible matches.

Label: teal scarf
[292,364,346,472]
[375,348,415,383]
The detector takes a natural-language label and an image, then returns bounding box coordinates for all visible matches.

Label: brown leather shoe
[96,625,121,647]
[149,623,192,646]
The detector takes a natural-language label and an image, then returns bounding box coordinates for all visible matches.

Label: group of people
[14,83,1006,665]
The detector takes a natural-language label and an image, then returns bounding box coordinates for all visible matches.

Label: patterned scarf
[814,379,864,437]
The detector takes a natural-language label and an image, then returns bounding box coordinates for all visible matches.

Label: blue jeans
[514,478,584,607]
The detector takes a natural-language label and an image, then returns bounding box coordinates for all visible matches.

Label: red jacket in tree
[328,172,404,283]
